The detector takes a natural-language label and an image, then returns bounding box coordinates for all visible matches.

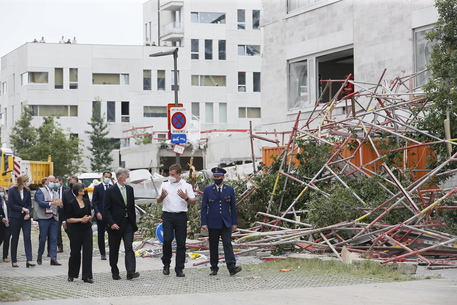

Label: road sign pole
[173,49,180,165]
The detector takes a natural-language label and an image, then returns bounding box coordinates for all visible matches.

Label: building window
[239,107,261,118]
[191,102,200,119]
[191,39,199,59]
[121,74,129,85]
[2,82,6,94]
[92,101,101,119]
[171,70,179,91]
[144,106,167,117]
[289,60,308,110]
[191,75,226,86]
[414,26,437,88]
[22,72,48,84]
[91,73,127,85]
[238,45,260,56]
[252,10,260,29]
[121,101,130,122]
[107,101,115,122]
[219,103,227,123]
[238,72,246,92]
[191,12,226,24]
[237,9,245,29]
[218,40,226,60]
[55,68,63,89]
[157,70,165,91]
[143,70,151,90]
[30,105,78,117]
[70,68,78,89]
[253,72,261,92]
[205,102,214,123]
[205,39,212,60]
[108,138,121,149]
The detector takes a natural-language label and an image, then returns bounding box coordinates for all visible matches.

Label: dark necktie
[218,187,221,194]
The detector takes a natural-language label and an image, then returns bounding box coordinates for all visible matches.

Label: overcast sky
[0,0,146,58]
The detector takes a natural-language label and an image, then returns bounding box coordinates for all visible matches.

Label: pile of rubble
[193,70,457,269]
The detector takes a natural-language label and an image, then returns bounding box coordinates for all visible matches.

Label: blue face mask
[48,182,55,189]
[0,192,4,197]
[54,183,61,188]
[25,181,31,187]
[104,178,111,184]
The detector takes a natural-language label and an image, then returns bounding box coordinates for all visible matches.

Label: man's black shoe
[176,270,185,277]
[37,255,42,265]
[209,270,218,276]
[67,277,74,282]
[229,266,242,276]
[50,259,62,266]
[127,272,140,280]
[101,255,107,260]
[112,274,121,280]
[83,278,94,283]
[163,265,170,275]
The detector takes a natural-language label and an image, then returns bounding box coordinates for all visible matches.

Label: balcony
[160,22,184,41]
[160,0,183,11]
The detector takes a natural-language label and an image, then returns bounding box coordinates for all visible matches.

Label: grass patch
[0,289,23,302]
[246,258,419,282]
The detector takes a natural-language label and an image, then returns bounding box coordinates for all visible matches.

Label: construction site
[162,68,457,272]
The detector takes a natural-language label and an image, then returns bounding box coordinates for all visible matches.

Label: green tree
[9,106,38,159]
[415,0,457,177]
[34,116,83,177]
[85,98,114,172]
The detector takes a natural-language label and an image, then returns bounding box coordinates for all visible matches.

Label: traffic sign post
[170,107,187,134]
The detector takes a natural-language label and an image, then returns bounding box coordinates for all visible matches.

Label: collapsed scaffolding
[194,70,457,269]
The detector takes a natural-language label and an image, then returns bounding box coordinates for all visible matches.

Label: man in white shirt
[157,164,196,277]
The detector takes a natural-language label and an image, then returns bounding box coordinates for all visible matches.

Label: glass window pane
[218,40,226,60]
[93,73,120,85]
[144,106,167,117]
[40,105,68,116]
[69,106,78,116]
[121,102,129,115]
[55,68,63,89]
[253,72,261,92]
[121,74,129,85]
[238,45,245,56]
[157,70,165,90]
[237,9,245,22]
[238,72,246,85]
[200,12,225,24]
[191,39,199,52]
[143,70,151,90]
[191,12,198,23]
[238,107,246,118]
[191,75,199,86]
[92,101,101,119]
[191,102,200,119]
[205,40,212,60]
[205,102,213,123]
[246,45,260,56]
[70,68,78,89]
[219,103,227,123]
[288,60,308,109]
[253,10,260,29]
[29,72,48,83]
[247,107,261,118]
[414,27,436,87]
[107,101,115,122]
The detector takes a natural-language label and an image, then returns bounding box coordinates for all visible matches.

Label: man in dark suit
[104,168,139,280]
[55,176,69,253]
[201,167,241,276]
[92,171,112,260]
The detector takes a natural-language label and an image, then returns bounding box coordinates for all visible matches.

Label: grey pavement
[1,224,457,304]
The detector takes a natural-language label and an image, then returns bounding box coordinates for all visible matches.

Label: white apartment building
[0,0,262,173]
[261,0,438,132]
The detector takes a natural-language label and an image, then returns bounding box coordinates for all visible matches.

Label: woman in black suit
[7,174,35,268]
[65,183,93,283]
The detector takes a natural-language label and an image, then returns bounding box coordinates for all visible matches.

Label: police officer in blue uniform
[201,167,242,276]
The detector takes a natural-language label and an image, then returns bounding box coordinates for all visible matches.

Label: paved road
[1,226,456,305]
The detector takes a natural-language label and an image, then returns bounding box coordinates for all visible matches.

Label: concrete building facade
[0,0,262,173]
[261,0,437,132]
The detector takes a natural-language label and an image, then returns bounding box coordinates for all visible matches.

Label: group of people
[0,164,241,283]
[32,36,77,44]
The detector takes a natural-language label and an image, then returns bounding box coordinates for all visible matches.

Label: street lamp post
[149,48,180,165]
